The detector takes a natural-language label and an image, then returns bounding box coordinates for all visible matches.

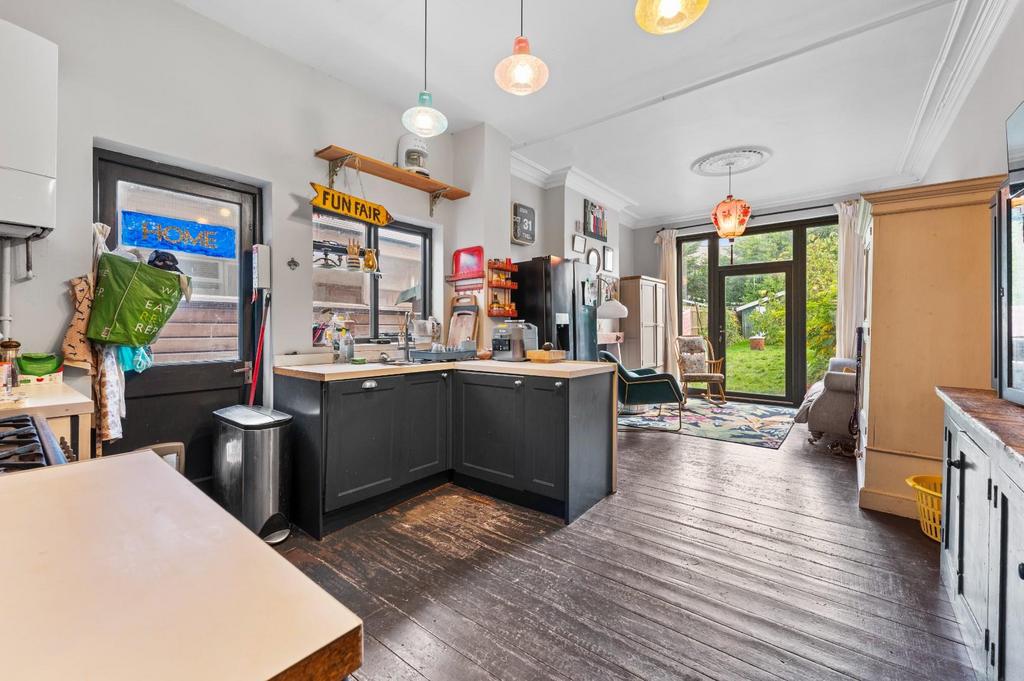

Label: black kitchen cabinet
[453,372,522,486]
[520,376,566,500]
[401,370,450,483]
[324,375,402,512]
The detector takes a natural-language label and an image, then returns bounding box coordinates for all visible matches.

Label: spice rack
[487,259,518,318]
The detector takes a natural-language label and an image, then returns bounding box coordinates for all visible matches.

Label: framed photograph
[603,245,615,272]
[583,199,607,242]
[511,202,535,245]
[571,234,586,254]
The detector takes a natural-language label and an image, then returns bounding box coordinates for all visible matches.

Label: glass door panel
[680,239,710,336]
[722,271,788,398]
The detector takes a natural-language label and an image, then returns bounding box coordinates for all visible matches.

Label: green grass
[724,342,786,395]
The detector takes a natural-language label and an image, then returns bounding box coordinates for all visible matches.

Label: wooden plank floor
[281,422,974,681]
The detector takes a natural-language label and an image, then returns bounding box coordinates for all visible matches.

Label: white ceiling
[174,0,961,225]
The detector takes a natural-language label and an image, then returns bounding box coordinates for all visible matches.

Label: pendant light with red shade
[494,0,549,96]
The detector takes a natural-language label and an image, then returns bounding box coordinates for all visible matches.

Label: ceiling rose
[691,147,772,177]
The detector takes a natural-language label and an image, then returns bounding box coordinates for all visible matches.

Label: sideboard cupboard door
[519,377,567,500]
[959,433,992,642]
[942,419,962,603]
[454,372,522,486]
[324,376,402,512]
[401,372,449,484]
[995,478,1024,680]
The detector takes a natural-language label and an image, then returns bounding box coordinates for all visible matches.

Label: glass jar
[0,339,21,397]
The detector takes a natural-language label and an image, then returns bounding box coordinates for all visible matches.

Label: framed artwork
[585,247,601,272]
[603,245,614,272]
[511,202,535,245]
[571,234,586,253]
[583,199,607,242]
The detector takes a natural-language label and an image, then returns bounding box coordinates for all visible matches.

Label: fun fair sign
[310,183,393,226]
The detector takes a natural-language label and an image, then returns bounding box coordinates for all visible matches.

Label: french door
[95,149,262,486]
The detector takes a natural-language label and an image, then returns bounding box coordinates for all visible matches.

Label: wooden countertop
[936,387,1024,459]
[274,359,615,382]
[0,452,362,680]
[0,382,93,419]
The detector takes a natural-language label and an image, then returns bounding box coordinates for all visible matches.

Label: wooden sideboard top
[936,387,1024,458]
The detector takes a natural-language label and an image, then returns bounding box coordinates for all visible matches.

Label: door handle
[554,381,563,388]
[949,458,963,470]
[361,380,378,390]
[440,372,448,379]
[514,380,523,387]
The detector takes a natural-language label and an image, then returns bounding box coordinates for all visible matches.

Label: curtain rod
[654,202,839,234]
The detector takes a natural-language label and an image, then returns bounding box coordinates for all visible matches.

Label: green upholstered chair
[599,350,684,432]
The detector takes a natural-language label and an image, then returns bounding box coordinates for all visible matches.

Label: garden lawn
[724,342,786,396]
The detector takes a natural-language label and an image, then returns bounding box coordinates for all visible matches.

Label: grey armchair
[796,357,857,445]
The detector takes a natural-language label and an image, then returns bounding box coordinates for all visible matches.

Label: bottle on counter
[0,339,21,398]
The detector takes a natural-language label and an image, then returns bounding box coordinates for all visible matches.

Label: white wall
[0,0,456,396]
[924,1,1024,183]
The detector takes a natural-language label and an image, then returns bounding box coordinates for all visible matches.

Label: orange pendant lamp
[494,0,549,96]
[711,165,751,240]
[635,0,710,36]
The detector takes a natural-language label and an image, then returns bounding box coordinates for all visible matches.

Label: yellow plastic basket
[906,475,943,542]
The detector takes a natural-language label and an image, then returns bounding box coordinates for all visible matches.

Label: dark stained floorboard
[283,422,975,681]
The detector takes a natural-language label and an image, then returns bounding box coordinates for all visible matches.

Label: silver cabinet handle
[441,372,448,379]
[361,380,378,390]
[514,380,523,387]
[554,381,563,388]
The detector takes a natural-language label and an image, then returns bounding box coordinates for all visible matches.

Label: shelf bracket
[429,190,448,217]
[327,154,358,189]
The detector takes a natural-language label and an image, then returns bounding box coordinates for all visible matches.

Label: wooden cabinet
[620,276,666,371]
[939,388,1024,680]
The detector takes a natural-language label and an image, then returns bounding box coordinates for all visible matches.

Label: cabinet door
[640,282,657,367]
[995,476,1024,680]
[519,377,567,500]
[324,376,402,512]
[959,433,992,636]
[942,418,962,602]
[454,372,522,486]
[401,371,449,483]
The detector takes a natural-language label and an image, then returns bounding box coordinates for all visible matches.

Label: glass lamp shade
[401,91,448,138]
[494,36,549,96]
[635,0,709,35]
[711,194,751,240]
[597,298,629,319]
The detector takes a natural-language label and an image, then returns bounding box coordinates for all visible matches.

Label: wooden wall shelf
[315,145,470,216]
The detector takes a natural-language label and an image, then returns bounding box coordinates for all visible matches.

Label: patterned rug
[618,400,797,449]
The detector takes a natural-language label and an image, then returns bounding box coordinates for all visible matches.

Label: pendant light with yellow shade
[635,0,709,35]
[494,0,549,96]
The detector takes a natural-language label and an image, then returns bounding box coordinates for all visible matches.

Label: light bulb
[658,0,682,18]
[401,91,448,138]
[494,36,549,96]
[635,0,709,35]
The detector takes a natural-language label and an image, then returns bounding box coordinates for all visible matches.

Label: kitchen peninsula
[274,359,616,539]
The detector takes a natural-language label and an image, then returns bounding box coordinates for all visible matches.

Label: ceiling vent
[691,147,772,177]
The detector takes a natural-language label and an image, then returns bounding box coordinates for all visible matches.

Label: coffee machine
[491,321,538,362]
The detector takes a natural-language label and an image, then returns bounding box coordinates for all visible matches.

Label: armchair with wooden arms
[598,350,684,432]
[674,336,726,405]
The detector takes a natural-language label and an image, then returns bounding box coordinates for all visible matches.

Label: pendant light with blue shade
[402,0,448,138]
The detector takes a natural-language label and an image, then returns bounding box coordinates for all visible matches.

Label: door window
[115,182,241,364]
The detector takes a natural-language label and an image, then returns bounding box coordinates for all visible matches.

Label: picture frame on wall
[511,202,536,245]
[603,245,614,272]
[585,247,601,272]
[583,199,607,242]
[571,234,586,253]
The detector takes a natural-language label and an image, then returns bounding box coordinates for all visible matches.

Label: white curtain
[656,229,681,378]
[834,199,872,359]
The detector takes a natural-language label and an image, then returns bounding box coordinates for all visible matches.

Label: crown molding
[510,152,551,188]
[899,0,1022,178]
[627,173,917,230]
[510,152,638,213]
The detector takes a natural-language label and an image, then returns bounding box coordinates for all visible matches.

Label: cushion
[680,352,707,375]
[795,380,825,423]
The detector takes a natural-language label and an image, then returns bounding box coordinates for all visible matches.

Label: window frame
[313,218,433,342]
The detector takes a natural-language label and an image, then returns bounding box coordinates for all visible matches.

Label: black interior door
[95,150,261,486]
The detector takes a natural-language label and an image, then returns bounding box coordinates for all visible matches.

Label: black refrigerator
[511,256,598,360]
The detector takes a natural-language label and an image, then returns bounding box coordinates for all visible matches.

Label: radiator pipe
[0,239,12,338]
